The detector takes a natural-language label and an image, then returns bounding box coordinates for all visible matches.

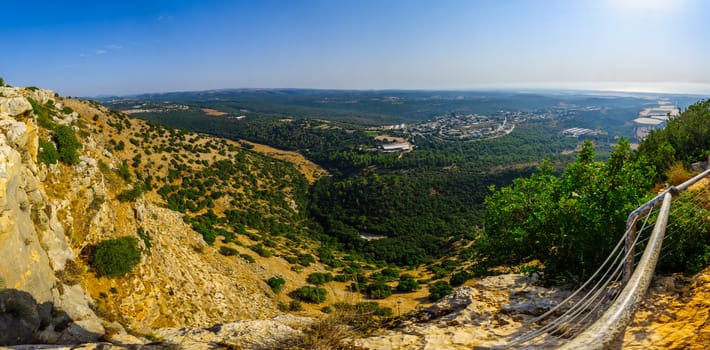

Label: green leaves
[480,139,654,283]
[37,138,58,165]
[90,237,142,278]
[54,125,81,165]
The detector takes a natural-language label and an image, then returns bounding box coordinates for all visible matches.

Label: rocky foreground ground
[6,268,709,349]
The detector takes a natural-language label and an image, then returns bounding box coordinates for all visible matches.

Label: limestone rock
[155,314,312,349]
[0,97,32,117]
[354,274,571,350]
[23,88,56,105]
[41,205,74,272]
[56,319,105,344]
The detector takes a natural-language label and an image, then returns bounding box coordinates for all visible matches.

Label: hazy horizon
[91,81,710,99]
[2,0,710,97]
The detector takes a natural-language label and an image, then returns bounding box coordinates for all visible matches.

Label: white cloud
[96,49,108,55]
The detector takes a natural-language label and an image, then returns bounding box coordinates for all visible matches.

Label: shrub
[289,300,303,311]
[38,139,58,165]
[54,125,81,165]
[365,281,392,299]
[90,237,141,278]
[0,76,4,86]
[136,227,153,250]
[249,243,273,257]
[306,272,333,285]
[219,246,238,256]
[118,182,144,202]
[240,253,256,263]
[378,268,400,282]
[428,281,453,301]
[297,253,315,266]
[396,274,420,292]
[117,160,131,183]
[449,271,471,287]
[295,286,328,303]
[267,276,286,293]
[62,106,74,114]
[657,191,710,274]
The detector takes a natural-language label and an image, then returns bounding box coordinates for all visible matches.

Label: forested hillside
[100,91,710,290]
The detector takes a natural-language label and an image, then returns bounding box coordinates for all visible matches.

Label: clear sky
[2,0,709,96]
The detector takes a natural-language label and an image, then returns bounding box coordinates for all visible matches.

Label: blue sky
[1,0,709,96]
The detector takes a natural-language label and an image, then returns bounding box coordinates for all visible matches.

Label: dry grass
[665,162,694,186]
[279,304,385,350]
[242,140,328,184]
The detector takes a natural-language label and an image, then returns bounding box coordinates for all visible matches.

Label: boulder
[0,97,32,117]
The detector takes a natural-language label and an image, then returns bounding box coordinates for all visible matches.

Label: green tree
[90,237,142,278]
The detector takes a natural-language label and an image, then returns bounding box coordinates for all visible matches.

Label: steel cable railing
[504,167,710,349]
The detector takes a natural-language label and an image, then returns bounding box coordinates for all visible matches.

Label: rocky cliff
[0,86,107,344]
[0,85,321,345]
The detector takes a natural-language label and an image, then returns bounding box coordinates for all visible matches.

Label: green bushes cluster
[118,182,145,202]
[38,139,58,165]
[90,237,142,278]
[428,281,453,301]
[219,246,238,256]
[306,272,333,285]
[54,125,81,165]
[365,281,392,299]
[295,286,327,303]
[449,271,471,287]
[479,140,654,283]
[267,276,286,293]
[396,274,420,292]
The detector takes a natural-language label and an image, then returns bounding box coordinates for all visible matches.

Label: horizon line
[85,82,710,99]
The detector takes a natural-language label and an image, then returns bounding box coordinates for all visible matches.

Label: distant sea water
[475,82,710,95]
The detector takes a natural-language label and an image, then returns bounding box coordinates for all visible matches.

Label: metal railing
[506,167,710,349]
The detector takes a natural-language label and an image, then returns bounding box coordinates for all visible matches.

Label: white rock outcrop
[0,88,105,345]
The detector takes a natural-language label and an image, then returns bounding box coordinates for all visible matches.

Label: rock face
[622,268,710,349]
[354,273,571,350]
[0,87,104,344]
[154,314,312,349]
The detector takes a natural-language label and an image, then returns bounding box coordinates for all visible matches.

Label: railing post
[622,216,637,285]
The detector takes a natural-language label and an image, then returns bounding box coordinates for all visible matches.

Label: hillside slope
[0,85,335,344]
